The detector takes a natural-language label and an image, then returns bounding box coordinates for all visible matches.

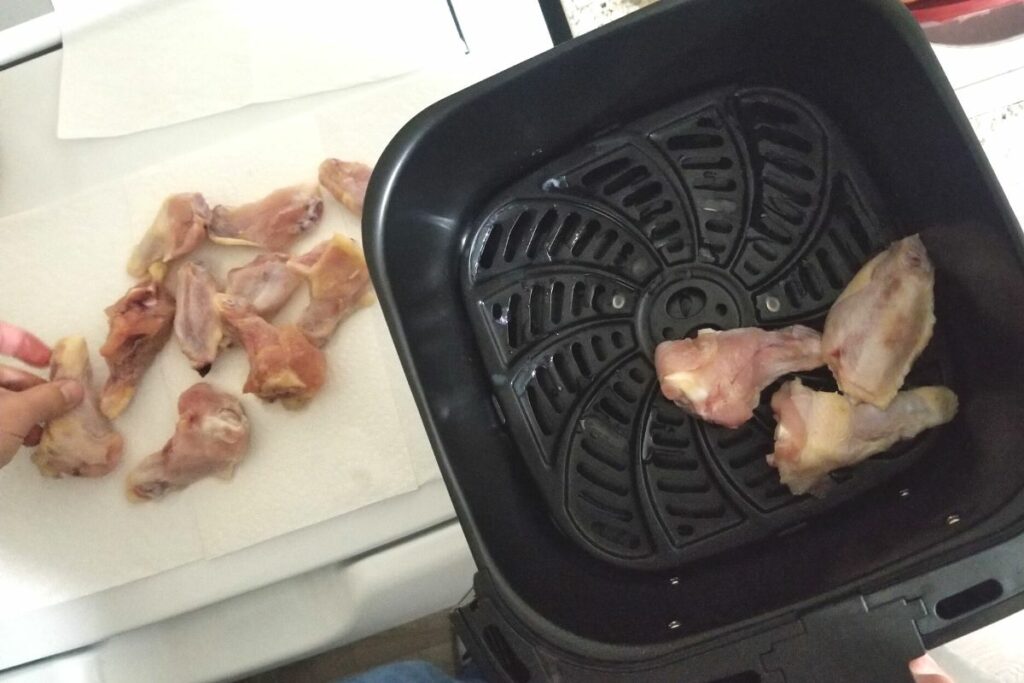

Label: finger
[0,431,23,468]
[0,364,46,391]
[23,424,43,447]
[0,322,51,367]
[0,380,84,439]
[909,655,954,683]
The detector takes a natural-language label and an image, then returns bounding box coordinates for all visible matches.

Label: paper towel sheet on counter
[0,91,442,620]
[52,0,464,138]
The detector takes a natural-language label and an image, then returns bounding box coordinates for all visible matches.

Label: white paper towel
[52,0,464,138]
[0,102,438,619]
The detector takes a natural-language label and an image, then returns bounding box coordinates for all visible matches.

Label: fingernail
[58,380,84,404]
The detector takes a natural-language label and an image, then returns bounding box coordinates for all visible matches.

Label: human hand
[0,322,84,468]
[910,654,954,683]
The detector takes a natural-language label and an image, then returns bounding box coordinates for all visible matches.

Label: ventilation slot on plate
[650,105,747,267]
[640,395,742,547]
[731,89,829,288]
[556,144,696,264]
[754,175,890,323]
[567,356,654,558]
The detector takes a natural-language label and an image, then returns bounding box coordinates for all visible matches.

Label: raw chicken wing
[822,235,935,408]
[225,253,302,319]
[215,294,326,408]
[174,262,223,376]
[100,278,176,418]
[127,382,250,500]
[319,159,371,215]
[288,234,373,347]
[33,337,123,477]
[655,325,823,428]
[769,379,957,495]
[127,193,211,279]
[207,184,323,251]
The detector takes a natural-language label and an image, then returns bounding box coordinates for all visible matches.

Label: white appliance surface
[0,4,1023,682]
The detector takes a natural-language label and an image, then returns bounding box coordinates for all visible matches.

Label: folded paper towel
[0,92,444,619]
[52,0,464,138]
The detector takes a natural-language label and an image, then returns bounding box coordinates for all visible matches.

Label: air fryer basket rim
[364,0,1024,673]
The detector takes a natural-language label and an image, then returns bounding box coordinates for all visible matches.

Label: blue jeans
[342,660,486,683]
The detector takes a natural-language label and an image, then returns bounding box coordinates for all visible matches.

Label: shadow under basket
[365,0,1024,680]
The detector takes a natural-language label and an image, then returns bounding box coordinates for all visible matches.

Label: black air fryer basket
[365,0,1024,680]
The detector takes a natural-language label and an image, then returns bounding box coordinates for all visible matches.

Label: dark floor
[239,611,456,683]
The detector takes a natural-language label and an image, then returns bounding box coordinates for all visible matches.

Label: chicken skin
[173,262,224,376]
[100,278,176,418]
[127,193,210,280]
[822,235,935,408]
[655,325,824,428]
[225,253,302,319]
[215,294,326,408]
[318,159,371,216]
[288,235,373,347]
[34,337,123,477]
[127,382,250,500]
[768,379,957,495]
[207,185,323,251]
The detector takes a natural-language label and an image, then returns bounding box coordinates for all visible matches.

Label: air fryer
[364,0,1024,680]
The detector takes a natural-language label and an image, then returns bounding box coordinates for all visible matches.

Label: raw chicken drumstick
[225,253,302,319]
[207,184,323,251]
[100,278,176,419]
[319,159,371,216]
[33,337,123,477]
[822,235,935,408]
[288,234,374,347]
[215,294,326,408]
[655,325,824,428]
[768,379,957,496]
[127,382,250,501]
[174,262,224,376]
[127,193,211,280]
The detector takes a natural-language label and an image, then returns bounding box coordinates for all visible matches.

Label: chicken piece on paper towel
[655,325,823,429]
[127,193,211,280]
[207,184,323,251]
[174,262,224,376]
[822,235,935,409]
[127,382,250,501]
[768,379,957,496]
[288,234,374,347]
[225,253,302,319]
[100,278,176,419]
[215,294,326,408]
[319,159,372,216]
[33,337,123,477]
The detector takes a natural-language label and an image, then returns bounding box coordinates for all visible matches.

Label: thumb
[909,655,954,683]
[0,380,85,437]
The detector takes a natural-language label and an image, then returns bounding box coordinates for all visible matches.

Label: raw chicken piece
[319,159,372,215]
[822,235,935,408]
[225,253,302,319]
[768,379,957,495]
[288,234,374,347]
[33,337,123,477]
[127,193,211,280]
[174,262,223,376]
[215,294,327,408]
[127,382,250,501]
[207,184,323,251]
[655,325,824,429]
[100,279,176,418]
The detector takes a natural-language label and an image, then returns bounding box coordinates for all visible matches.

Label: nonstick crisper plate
[461,86,951,570]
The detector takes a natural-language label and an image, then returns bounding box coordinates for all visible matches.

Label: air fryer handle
[456,572,927,682]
